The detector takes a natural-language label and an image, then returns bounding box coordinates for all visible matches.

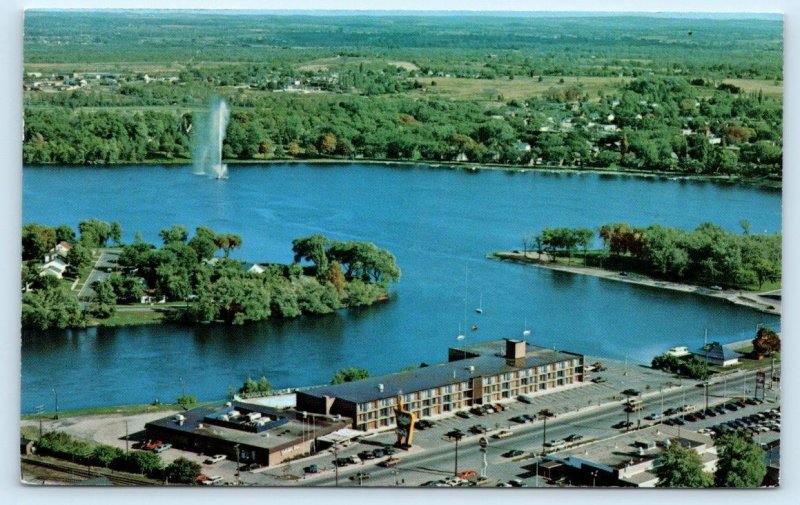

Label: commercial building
[144,401,348,468]
[538,424,717,487]
[296,339,585,431]
[692,342,742,367]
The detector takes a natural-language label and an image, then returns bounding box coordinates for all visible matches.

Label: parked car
[145,440,163,451]
[510,416,527,424]
[645,413,663,421]
[502,450,525,458]
[564,434,584,443]
[493,429,514,439]
[153,443,172,453]
[664,407,680,416]
[508,479,527,487]
[372,449,386,458]
[517,395,533,404]
[522,414,536,423]
[379,457,401,468]
[358,451,375,460]
[204,454,226,464]
[201,475,224,486]
[348,455,361,464]
[591,377,607,384]
[457,470,477,480]
[482,406,495,415]
[383,445,397,455]
[469,424,488,434]
[612,421,633,429]
[304,464,319,474]
[494,404,505,412]
[456,411,472,419]
[470,407,485,416]
[544,439,566,449]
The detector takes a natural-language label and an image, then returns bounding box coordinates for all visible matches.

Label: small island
[22,220,400,330]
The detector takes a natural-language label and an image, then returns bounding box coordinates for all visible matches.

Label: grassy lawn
[21,402,196,421]
[93,309,166,327]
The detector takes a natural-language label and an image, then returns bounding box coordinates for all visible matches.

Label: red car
[457,470,477,480]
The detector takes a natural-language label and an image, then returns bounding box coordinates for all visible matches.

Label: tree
[90,279,117,318]
[110,221,123,245]
[714,432,766,487]
[215,234,242,258]
[78,218,112,248]
[188,226,217,261]
[91,445,124,467]
[655,443,713,488]
[113,451,163,477]
[164,456,200,484]
[322,261,347,296]
[160,225,189,245]
[164,457,202,484]
[177,394,197,409]
[55,224,76,244]
[331,367,370,384]
[65,244,92,277]
[22,223,57,260]
[752,327,780,356]
[574,228,594,265]
[292,234,330,273]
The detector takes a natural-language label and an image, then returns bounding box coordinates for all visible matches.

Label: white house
[242,262,266,275]
[44,241,72,263]
[39,257,68,279]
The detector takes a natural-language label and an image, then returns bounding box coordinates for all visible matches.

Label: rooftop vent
[378,384,384,392]
[468,365,475,373]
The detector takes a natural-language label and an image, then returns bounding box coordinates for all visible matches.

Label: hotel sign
[395,408,416,446]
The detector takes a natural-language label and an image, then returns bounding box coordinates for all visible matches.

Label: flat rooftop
[547,424,713,473]
[302,340,583,404]
[146,402,346,451]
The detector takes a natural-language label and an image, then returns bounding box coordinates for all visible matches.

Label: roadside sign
[479,437,487,449]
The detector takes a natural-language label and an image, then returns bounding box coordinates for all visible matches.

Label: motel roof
[302,341,583,404]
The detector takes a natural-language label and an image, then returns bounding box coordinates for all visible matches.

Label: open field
[418,75,627,101]
[722,78,783,97]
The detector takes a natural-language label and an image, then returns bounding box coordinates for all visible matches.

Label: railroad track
[22,456,160,486]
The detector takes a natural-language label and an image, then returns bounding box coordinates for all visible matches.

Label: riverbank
[490,251,781,316]
[26,158,782,190]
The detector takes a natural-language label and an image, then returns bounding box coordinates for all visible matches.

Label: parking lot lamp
[52,388,59,420]
[334,442,339,486]
[234,443,240,485]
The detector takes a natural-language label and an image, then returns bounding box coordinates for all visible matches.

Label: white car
[493,429,514,439]
[204,454,226,464]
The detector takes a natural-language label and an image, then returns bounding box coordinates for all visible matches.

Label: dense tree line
[23,76,782,178]
[530,222,780,290]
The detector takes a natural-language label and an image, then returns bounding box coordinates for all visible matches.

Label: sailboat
[475,292,483,314]
[522,318,532,337]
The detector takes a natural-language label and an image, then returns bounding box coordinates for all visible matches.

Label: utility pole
[125,420,129,452]
[704,381,709,412]
[659,386,664,425]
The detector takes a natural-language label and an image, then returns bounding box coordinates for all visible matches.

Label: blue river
[21,164,781,413]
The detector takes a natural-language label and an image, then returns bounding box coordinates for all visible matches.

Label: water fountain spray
[192,96,231,179]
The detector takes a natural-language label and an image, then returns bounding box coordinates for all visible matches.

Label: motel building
[296,339,585,431]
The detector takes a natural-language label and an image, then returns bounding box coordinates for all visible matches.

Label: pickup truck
[493,429,513,439]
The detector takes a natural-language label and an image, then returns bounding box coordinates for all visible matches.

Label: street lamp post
[234,443,240,485]
[125,420,129,452]
[453,432,463,476]
[704,381,710,412]
[52,388,59,420]
[333,442,339,487]
[539,409,553,454]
